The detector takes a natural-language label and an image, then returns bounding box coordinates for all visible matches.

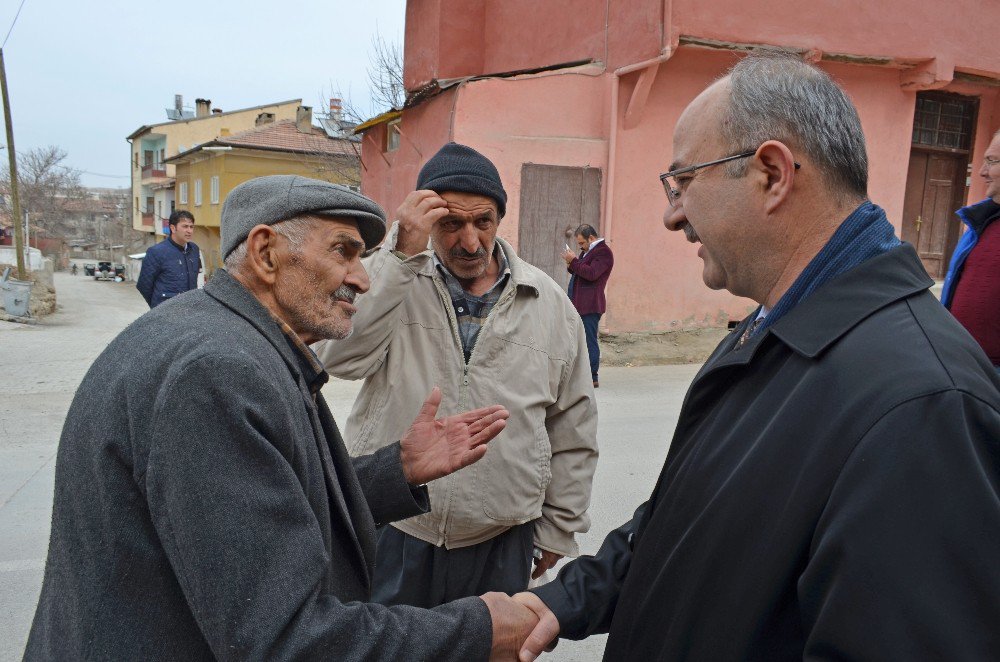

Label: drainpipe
[604,48,675,244]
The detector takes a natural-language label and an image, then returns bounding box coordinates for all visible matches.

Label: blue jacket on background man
[940,197,1000,307]
[136,237,201,308]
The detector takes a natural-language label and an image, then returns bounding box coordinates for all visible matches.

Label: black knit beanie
[416,142,507,218]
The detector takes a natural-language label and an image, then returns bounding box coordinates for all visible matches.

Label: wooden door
[517,164,602,291]
[900,92,978,279]
[901,151,966,278]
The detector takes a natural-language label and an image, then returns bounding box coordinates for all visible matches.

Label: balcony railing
[141,213,154,228]
[141,163,167,179]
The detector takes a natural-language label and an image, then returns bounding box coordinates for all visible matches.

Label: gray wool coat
[24,270,491,661]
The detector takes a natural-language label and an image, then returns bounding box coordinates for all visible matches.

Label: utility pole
[0,48,26,279]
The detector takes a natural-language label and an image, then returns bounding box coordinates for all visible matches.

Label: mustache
[332,285,357,304]
[450,246,488,260]
[682,223,700,243]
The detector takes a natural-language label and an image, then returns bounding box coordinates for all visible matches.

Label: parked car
[83,263,96,276]
[94,261,125,281]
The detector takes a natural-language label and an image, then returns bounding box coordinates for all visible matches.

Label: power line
[2,0,28,49]
[76,169,130,180]
[54,164,129,179]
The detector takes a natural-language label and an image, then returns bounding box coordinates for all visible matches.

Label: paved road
[0,272,698,661]
[0,272,148,659]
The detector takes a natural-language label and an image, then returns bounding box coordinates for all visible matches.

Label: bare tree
[366,34,404,113]
[0,145,86,232]
[322,32,404,124]
[310,33,403,190]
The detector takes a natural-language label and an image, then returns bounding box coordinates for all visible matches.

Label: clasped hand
[482,591,560,661]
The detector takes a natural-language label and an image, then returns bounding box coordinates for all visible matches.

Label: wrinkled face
[171,219,195,246]
[981,134,1000,203]
[430,191,499,281]
[662,80,758,295]
[272,217,371,343]
[575,234,590,251]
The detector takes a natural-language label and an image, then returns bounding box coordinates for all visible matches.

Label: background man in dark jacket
[509,55,1000,661]
[941,128,1000,372]
[562,224,614,386]
[136,209,201,308]
[25,175,541,661]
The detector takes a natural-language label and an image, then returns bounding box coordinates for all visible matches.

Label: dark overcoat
[535,244,1000,660]
[25,270,491,661]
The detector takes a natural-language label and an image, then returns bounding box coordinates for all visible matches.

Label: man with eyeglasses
[941,129,1000,374]
[506,54,1000,662]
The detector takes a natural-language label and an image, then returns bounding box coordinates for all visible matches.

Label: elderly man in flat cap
[315,143,599,609]
[25,175,541,661]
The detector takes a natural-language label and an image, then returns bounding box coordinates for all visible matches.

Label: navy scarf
[753,200,901,337]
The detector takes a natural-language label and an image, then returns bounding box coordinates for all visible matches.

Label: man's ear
[754,140,797,214]
[243,225,283,286]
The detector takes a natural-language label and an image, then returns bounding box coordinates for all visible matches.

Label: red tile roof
[216,120,358,157]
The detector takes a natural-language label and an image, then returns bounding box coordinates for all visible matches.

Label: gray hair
[721,54,869,200]
[223,216,318,272]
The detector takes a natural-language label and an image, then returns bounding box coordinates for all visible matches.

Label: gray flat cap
[220,175,387,257]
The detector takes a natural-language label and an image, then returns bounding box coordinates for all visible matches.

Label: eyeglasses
[659,149,801,207]
[985,156,1000,167]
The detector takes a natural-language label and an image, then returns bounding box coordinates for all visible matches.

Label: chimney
[296,105,313,133]
[174,94,183,113]
[329,98,342,121]
[211,108,223,114]
[195,98,211,118]
[255,112,276,127]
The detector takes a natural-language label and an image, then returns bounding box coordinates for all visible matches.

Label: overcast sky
[0,0,406,187]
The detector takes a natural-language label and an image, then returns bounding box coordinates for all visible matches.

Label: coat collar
[956,198,1000,235]
[204,269,371,579]
[203,269,315,384]
[708,244,932,370]
[166,236,194,253]
[767,243,932,358]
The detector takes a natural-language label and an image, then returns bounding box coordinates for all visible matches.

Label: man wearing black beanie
[315,142,598,610]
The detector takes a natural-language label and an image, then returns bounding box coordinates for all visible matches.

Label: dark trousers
[371,523,535,608]
[580,313,602,380]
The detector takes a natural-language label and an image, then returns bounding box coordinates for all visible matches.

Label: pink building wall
[367,1,1000,333]
[404,0,1000,84]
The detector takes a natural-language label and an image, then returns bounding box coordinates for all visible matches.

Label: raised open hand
[399,387,509,485]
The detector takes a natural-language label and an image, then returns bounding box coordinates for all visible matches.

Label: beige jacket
[314,223,598,556]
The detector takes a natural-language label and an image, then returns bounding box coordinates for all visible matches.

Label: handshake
[482,591,561,661]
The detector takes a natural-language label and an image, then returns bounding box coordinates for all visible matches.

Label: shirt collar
[268,312,329,395]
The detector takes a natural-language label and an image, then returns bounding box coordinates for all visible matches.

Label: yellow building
[127,97,302,238]
[165,106,361,275]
